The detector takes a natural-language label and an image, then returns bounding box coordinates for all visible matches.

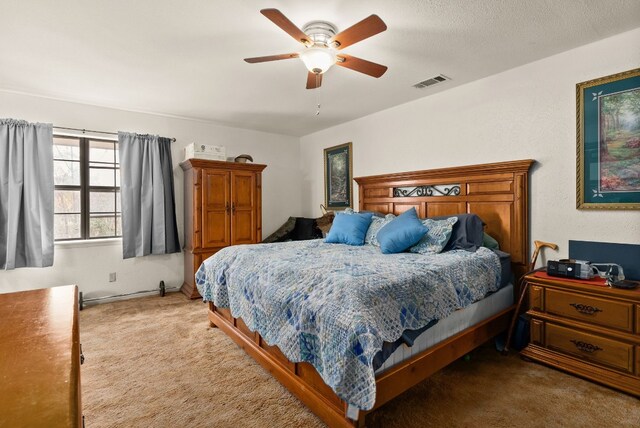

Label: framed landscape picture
[324,142,353,209]
[577,68,640,209]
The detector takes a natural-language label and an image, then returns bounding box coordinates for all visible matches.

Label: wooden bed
[207,159,534,427]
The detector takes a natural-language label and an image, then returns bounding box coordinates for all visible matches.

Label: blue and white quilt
[196,239,502,411]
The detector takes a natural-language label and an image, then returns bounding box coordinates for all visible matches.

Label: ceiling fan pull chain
[316,74,321,115]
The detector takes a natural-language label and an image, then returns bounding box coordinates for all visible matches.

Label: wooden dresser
[181,159,267,299]
[0,285,83,427]
[521,274,640,396]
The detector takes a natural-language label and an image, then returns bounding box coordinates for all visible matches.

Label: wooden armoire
[180,159,267,299]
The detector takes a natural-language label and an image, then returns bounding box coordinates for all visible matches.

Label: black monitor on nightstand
[569,240,640,281]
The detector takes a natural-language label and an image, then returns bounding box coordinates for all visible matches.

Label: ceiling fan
[244,9,388,89]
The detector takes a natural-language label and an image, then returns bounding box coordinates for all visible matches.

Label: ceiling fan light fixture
[246,10,388,89]
[299,47,336,74]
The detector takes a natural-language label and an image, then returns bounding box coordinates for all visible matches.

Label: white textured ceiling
[1,1,639,136]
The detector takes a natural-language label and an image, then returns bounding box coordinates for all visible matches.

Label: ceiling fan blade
[244,53,299,63]
[261,8,311,46]
[306,72,322,89]
[336,54,387,78]
[330,15,387,50]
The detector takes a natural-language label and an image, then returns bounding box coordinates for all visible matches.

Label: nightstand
[521,272,640,396]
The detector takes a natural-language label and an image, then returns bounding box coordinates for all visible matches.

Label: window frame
[53,135,121,241]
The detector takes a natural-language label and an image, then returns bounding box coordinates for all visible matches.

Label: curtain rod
[53,126,176,142]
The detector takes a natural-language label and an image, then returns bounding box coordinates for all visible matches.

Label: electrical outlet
[109,272,116,282]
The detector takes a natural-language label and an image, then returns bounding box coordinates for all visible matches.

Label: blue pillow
[376,208,428,254]
[325,212,373,246]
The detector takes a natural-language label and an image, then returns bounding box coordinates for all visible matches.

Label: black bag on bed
[262,217,323,243]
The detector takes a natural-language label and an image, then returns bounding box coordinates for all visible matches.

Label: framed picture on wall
[324,142,353,210]
[577,67,640,209]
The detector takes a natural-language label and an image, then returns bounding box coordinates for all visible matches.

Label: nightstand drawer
[545,288,634,332]
[545,323,634,373]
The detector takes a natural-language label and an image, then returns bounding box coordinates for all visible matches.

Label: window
[53,136,121,241]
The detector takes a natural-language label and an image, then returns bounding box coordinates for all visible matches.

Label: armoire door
[231,171,256,245]
[202,169,231,249]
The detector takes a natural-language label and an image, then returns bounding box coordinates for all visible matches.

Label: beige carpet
[79,293,640,428]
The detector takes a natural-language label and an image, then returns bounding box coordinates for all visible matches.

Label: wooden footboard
[209,303,355,427]
[208,302,514,427]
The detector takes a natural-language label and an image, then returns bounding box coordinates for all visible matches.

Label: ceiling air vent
[413,74,450,89]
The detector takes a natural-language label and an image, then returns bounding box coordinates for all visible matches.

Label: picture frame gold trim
[323,142,353,210]
[576,67,640,210]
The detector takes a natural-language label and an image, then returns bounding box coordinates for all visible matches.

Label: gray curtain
[0,119,54,269]
[118,132,180,259]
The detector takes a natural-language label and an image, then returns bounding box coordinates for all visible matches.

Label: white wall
[300,28,640,260]
[0,91,303,297]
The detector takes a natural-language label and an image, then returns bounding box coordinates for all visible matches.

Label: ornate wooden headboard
[354,159,534,279]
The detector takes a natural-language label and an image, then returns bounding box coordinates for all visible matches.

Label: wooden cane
[502,240,558,355]
[529,240,558,271]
